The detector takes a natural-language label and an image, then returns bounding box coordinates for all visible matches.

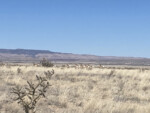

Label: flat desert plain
[1,64,150,113]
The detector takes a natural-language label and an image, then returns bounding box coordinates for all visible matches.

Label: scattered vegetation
[12,70,54,113]
[17,68,22,74]
[40,58,54,67]
[0,64,150,113]
[44,70,54,80]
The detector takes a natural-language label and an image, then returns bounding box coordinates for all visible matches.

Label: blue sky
[0,0,150,57]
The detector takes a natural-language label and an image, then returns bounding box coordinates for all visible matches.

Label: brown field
[1,64,150,113]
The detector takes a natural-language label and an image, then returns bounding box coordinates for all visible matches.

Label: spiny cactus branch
[11,70,54,113]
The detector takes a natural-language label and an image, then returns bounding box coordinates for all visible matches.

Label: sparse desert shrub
[44,69,54,80]
[48,98,67,108]
[142,86,149,91]
[11,70,54,113]
[107,70,115,78]
[40,58,54,67]
[6,65,11,68]
[3,64,150,113]
[138,68,145,73]
[118,81,125,92]
[17,68,22,74]
[0,62,4,66]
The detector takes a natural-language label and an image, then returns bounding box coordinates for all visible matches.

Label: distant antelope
[33,63,41,67]
[74,64,79,69]
[85,65,93,70]
[98,64,104,69]
[66,64,70,68]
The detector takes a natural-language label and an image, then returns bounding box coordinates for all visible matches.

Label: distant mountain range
[0,49,150,65]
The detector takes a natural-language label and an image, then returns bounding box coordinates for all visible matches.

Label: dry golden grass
[1,65,150,113]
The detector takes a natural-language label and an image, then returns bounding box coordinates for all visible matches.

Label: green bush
[40,58,54,67]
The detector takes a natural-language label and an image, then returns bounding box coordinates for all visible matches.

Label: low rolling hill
[0,49,150,65]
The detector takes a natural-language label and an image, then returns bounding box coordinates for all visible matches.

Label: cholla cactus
[44,69,54,80]
[12,70,54,113]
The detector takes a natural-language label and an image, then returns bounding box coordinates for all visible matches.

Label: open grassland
[1,65,150,113]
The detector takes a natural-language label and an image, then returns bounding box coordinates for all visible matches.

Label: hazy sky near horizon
[0,0,150,57]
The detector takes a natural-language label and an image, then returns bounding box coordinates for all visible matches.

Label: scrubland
[1,65,150,113]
